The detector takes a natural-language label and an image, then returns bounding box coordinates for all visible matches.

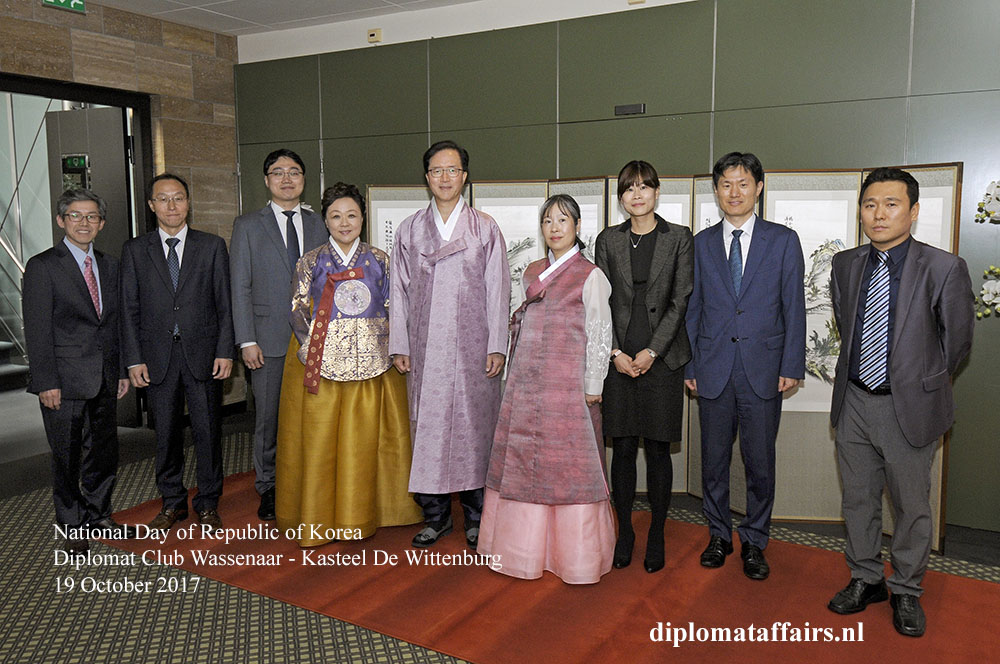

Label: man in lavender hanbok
[389,141,511,549]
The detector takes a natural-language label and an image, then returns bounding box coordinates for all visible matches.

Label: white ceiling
[95,0,483,36]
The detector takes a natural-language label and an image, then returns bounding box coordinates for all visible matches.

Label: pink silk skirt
[479,488,615,584]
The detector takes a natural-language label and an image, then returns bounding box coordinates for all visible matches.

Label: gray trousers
[249,355,286,495]
[835,382,936,596]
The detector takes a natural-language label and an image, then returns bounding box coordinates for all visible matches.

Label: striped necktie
[858,250,890,390]
[166,237,181,335]
[83,255,101,317]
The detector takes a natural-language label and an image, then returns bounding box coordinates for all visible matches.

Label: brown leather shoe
[62,536,89,554]
[148,508,189,531]
[197,509,223,532]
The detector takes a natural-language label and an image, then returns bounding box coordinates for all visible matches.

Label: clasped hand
[613,349,655,378]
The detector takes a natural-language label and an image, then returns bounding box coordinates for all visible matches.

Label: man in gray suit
[230,149,328,520]
[827,167,974,637]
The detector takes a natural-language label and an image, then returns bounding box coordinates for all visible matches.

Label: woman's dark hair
[617,160,660,199]
[321,182,366,237]
[539,194,585,251]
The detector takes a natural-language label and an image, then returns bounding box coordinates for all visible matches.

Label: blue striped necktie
[858,250,890,390]
[729,229,744,295]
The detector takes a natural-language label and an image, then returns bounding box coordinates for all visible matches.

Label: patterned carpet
[1,430,996,664]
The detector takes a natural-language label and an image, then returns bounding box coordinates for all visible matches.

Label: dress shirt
[158,224,189,265]
[271,201,305,256]
[62,237,102,312]
[848,237,911,385]
[722,214,756,275]
[432,198,466,242]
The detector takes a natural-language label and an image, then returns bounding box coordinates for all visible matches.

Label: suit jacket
[830,239,974,447]
[229,205,328,356]
[23,242,121,399]
[594,214,694,370]
[685,218,806,400]
[120,227,234,385]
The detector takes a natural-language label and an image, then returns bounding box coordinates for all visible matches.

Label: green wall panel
[319,41,428,139]
[559,113,710,178]
[713,98,907,171]
[906,90,1000,532]
[715,0,911,110]
[238,140,321,214]
[235,56,320,143]
[559,1,714,122]
[322,133,430,190]
[912,0,1000,95]
[429,23,557,132]
[430,125,556,181]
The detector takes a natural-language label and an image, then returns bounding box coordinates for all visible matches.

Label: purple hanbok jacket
[389,201,511,494]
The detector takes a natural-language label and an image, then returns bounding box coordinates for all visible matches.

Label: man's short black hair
[860,167,919,207]
[263,149,306,176]
[147,172,189,200]
[712,152,764,187]
[423,140,469,176]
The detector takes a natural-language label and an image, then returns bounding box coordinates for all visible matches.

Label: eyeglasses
[152,195,188,205]
[267,168,304,179]
[427,167,464,178]
[64,211,103,223]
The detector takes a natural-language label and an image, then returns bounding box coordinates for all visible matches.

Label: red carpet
[108,472,999,663]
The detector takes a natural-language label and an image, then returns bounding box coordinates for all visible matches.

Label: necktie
[858,250,891,390]
[166,237,181,335]
[729,229,744,295]
[83,256,100,317]
[284,210,300,268]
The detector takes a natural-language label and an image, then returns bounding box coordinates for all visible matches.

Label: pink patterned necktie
[84,255,101,317]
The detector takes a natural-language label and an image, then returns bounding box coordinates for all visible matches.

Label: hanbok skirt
[479,489,615,584]
[275,344,422,546]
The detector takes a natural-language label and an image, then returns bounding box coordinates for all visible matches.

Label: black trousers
[413,488,484,525]
[39,379,119,527]
[147,343,223,513]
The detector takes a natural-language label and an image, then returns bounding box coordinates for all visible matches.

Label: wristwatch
[646,349,658,359]
[611,350,622,361]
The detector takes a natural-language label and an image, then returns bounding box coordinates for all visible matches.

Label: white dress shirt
[722,213,756,276]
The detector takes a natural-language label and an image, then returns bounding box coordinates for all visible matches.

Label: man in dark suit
[684,152,806,580]
[826,168,974,637]
[230,149,327,521]
[24,189,134,552]
[120,173,234,532]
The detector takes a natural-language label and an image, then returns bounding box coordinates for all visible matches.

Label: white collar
[539,244,580,281]
[432,198,466,242]
[158,224,188,244]
[723,213,756,239]
[330,237,360,265]
[270,201,302,220]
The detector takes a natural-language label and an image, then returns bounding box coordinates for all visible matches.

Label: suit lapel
[614,224,633,290]
[892,240,922,351]
[706,223,737,300]
[95,251,113,322]
[146,232,174,292]
[261,207,291,273]
[646,221,671,285]
[841,247,868,354]
[56,244,99,321]
[739,220,769,300]
[176,229,199,294]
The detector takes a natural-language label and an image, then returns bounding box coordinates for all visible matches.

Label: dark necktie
[284,210,300,267]
[166,237,181,335]
[859,250,891,389]
[83,255,101,317]
[729,229,744,295]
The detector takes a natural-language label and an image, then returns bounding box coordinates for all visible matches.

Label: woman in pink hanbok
[479,194,615,584]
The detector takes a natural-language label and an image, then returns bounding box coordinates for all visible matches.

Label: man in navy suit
[23,189,133,552]
[684,152,806,580]
[120,173,234,532]
[826,168,974,637]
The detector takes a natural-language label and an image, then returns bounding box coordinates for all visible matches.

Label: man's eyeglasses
[151,195,188,205]
[427,167,464,178]
[267,169,304,179]
[63,212,103,223]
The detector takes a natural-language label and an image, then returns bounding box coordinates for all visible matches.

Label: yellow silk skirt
[275,341,422,546]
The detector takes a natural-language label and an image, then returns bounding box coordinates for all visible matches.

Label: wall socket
[367,28,382,43]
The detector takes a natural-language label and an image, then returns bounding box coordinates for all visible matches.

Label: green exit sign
[42,0,86,14]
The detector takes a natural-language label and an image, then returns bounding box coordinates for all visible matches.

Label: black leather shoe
[613,531,634,569]
[644,532,664,573]
[465,520,480,550]
[258,488,276,521]
[700,535,733,568]
[412,517,453,548]
[740,542,769,580]
[148,508,189,531]
[90,517,137,539]
[891,594,926,637]
[197,509,224,532]
[827,578,888,614]
[62,536,89,553]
